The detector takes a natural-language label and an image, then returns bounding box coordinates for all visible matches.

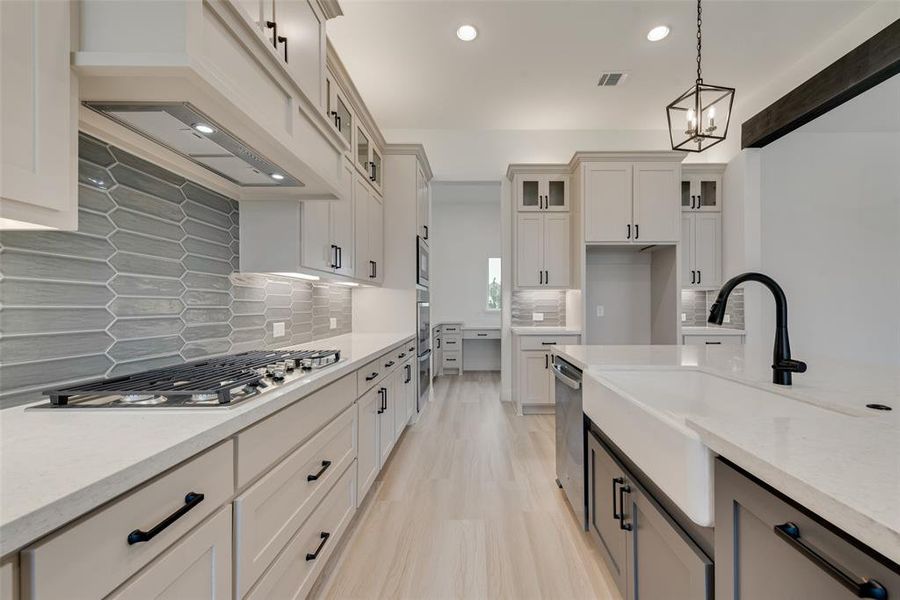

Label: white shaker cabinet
[301,159,355,277]
[106,507,232,600]
[681,173,722,212]
[0,0,77,230]
[354,173,384,284]
[515,213,571,288]
[417,164,431,242]
[522,352,553,406]
[682,212,721,289]
[357,385,381,504]
[276,0,326,109]
[516,175,569,212]
[633,163,680,243]
[584,164,633,242]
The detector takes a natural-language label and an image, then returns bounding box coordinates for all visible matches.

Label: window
[487,257,501,310]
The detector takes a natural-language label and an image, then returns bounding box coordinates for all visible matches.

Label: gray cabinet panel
[588,432,629,597]
[715,459,899,600]
[626,483,713,600]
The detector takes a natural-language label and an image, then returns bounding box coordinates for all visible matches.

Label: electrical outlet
[273,322,286,338]
[532,312,544,322]
[681,313,687,322]
[723,314,731,324]
[596,305,605,317]
[329,317,337,329]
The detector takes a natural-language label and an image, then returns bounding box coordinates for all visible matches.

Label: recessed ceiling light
[270,173,285,181]
[191,123,216,134]
[647,25,670,42]
[456,24,477,42]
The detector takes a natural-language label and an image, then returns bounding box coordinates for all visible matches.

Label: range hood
[83,102,304,188]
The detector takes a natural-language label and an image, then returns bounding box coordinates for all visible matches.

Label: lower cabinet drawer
[519,334,580,351]
[442,351,461,368]
[683,334,744,346]
[245,462,357,600]
[442,337,461,351]
[21,441,234,600]
[106,506,232,600]
[237,374,355,487]
[463,328,499,339]
[234,404,357,598]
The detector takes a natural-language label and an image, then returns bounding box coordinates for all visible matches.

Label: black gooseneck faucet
[708,272,807,386]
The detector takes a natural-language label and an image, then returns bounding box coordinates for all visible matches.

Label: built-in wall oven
[416,287,431,411]
[417,236,429,289]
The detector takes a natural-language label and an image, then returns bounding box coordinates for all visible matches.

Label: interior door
[584,164,633,242]
[692,213,721,288]
[681,214,695,287]
[587,434,628,598]
[543,213,570,287]
[368,194,384,283]
[357,386,380,503]
[516,213,544,287]
[331,159,355,277]
[633,163,679,242]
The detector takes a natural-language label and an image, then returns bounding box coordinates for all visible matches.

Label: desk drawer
[463,328,499,339]
[22,441,234,600]
[442,337,461,351]
[442,351,461,368]
[235,404,356,597]
[520,334,580,351]
[245,463,356,600]
[442,324,462,334]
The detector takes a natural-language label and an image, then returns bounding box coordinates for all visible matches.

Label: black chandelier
[666,0,735,153]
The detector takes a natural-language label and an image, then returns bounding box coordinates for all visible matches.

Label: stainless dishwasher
[553,356,587,530]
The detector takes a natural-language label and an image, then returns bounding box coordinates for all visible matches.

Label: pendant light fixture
[666,0,735,153]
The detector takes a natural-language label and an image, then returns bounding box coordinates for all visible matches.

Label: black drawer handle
[398,352,406,358]
[618,484,632,531]
[446,358,456,362]
[774,523,887,599]
[307,460,332,482]
[305,531,331,561]
[127,492,204,545]
[612,477,624,520]
[541,341,558,345]
[365,371,379,381]
[477,333,488,337]
[705,341,722,345]
[384,360,395,368]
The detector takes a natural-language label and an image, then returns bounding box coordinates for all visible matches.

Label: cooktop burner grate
[43,349,339,406]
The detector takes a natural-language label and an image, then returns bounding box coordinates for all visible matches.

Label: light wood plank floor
[314,372,620,600]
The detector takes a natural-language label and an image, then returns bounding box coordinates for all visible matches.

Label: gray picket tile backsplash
[0,134,352,408]
[511,290,567,327]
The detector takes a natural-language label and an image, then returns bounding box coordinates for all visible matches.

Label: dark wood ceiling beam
[741,19,900,149]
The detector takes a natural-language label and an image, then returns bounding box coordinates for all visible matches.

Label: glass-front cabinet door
[518,177,541,211]
[544,176,568,211]
[326,73,354,155]
[370,146,382,190]
[682,174,721,211]
[356,126,370,173]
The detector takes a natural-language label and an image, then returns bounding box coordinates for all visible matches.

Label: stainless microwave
[417,236,429,288]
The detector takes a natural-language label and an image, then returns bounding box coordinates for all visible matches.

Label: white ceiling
[328,1,875,133]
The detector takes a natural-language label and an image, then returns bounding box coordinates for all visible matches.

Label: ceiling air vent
[597,72,629,87]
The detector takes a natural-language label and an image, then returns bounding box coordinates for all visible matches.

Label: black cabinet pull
[705,341,722,345]
[330,244,337,269]
[330,111,339,129]
[405,364,411,383]
[277,35,288,62]
[477,333,487,337]
[618,484,632,531]
[544,354,548,369]
[398,352,406,359]
[612,477,624,519]
[127,492,204,545]
[539,270,543,285]
[545,270,549,285]
[337,246,342,269]
[691,270,696,284]
[384,360,395,368]
[380,387,387,411]
[634,224,639,240]
[423,225,428,240]
[369,260,376,278]
[305,531,331,561]
[369,161,377,182]
[774,523,887,599]
[265,21,277,48]
[376,388,384,414]
[626,224,631,239]
[306,460,332,482]
[697,270,701,285]
[365,371,379,381]
[437,338,441,348]
[540,341,558,345]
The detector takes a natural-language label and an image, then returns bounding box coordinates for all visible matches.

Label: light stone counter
[553,344,900,562]
[0,332,414,555]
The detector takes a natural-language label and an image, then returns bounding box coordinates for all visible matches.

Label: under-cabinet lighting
[332,281,359,287]
[273,272,320,281]
[647,25,670,42]
[191,123,216,134]
[456,24,477,41]
[270,173,285,181]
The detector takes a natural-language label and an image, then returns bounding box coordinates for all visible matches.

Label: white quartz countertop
[554,344,900,562]
[511,326,582,335]
[0,332,414,555]
[681,326,746,336]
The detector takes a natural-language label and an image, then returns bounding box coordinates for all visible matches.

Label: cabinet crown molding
[682,162,727,175]
[505,163,571,180]
[383,143,433,181]
[316,0,343,20]
[506,151,688,180]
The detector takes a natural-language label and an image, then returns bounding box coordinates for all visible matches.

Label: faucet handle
[775,359,807,373]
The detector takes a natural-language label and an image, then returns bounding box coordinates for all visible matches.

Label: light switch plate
[596,305,605,317]
[723,314,731,324]
[681,313,687,322]
[532,312,544,322]
[273,322,286,338]
[329,317,337,329]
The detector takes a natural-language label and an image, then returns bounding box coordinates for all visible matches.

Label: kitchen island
[553,344,899,598]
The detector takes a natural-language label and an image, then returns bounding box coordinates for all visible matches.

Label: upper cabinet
[301,158,356,278]
[325,72,353,151]
[355,124,383,193]
[515,213,571,288]
[583,160,680,243]
[1,0,77,230]
[516,175,569,212]
[354,172,384,284]
[416,164,430,242]
[681,164,725,289]
[682,172,722,211]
